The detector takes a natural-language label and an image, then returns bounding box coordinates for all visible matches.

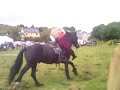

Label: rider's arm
[61,28,66,34]
[50,35,56,42]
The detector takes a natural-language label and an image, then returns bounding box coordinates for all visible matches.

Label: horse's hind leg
[15,64,31,83]
[31,63,44,87]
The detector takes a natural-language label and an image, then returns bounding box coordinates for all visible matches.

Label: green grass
[0,45,117,90]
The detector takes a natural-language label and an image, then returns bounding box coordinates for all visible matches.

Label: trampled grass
[0,45,117,90]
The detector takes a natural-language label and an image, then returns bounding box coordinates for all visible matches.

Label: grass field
[0,45,117,90]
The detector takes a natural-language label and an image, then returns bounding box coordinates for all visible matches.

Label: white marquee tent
[0,36,14,44]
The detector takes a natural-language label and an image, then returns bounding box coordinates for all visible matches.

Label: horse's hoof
[74,71,78,76]
[67,77,72,80]
[12,82,20,90]
[36,83,44,87]
[73,70,78,76]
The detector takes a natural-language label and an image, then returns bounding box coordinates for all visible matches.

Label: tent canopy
[0,36,14,44]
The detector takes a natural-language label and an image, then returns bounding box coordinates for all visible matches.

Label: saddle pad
[53,47,61,54]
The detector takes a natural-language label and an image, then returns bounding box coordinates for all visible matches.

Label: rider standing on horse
[50,27,77,60]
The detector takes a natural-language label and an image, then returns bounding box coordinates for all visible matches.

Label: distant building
[77,30,90,45]
[77,31,90,41]
[20,28,40,40]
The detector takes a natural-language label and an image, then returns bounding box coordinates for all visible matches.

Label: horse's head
[66,31,79,48]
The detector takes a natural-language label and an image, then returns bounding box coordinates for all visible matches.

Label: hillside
[0,24,21,33]
[0,24,21,40]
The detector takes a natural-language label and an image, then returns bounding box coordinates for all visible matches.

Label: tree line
[90,22,120,41]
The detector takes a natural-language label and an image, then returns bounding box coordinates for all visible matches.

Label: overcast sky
[0,0,120,32]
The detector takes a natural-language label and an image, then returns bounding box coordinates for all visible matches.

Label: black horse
[8,31,79,87]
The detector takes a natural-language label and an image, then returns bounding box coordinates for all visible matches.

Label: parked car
[0,43,7,51]
[0,42,15,50]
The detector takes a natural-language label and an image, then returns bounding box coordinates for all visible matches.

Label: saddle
[48,41,64,61]
[48,41,61,54]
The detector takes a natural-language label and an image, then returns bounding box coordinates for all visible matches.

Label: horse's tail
[8,48,26,85]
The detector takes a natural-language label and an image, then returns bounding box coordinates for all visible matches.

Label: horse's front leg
[68,61,78,75]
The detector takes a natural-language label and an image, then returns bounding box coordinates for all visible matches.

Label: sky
[0,0,120,33]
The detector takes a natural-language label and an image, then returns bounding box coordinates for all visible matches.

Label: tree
[31,25,35,28]
[39,29,50,42]
[102,25,120,40]
[90,24,105,40]
[8,27,21,40]
[69,26,75,31]
[90,22,120,41]
[18,24,25,28]
[63,27,70,30]
[63,26,76,31]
